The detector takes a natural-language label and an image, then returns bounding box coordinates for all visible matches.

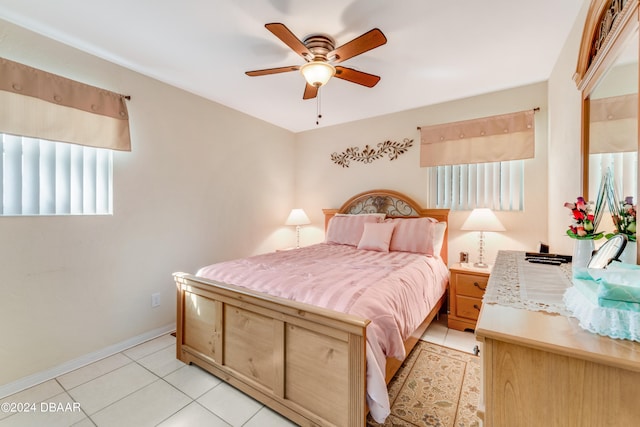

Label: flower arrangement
[608,196,637,242]
[603,169,637,242]
[564,196,604,239]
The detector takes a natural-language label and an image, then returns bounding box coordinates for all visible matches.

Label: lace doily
[564,286,640,342]
[484,250,573,316]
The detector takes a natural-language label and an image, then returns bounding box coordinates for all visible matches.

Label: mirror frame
[575,0,639,264]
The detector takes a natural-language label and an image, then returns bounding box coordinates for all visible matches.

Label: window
[419,109,534,212]
[428,160,524,211]
[588,93,637,204]
[0,58,129,216]
[1,133,112,216]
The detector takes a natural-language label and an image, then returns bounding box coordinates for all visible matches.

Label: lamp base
[474,231,489,268]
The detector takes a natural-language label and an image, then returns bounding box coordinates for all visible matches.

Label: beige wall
[548,0,590,256]
[0,20,295,388]
[294,82,550,265]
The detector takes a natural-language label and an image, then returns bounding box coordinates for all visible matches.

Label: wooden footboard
[174,272,370,427]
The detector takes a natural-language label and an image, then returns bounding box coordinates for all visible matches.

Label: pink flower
[564,196,602,239]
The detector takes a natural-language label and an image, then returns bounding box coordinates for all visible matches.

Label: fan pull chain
[316,88,322,125]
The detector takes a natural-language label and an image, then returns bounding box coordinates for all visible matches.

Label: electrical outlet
[151,293,161,307]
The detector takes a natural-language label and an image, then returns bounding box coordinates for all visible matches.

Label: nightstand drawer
[456,273,488,298]
[456,295,482,321]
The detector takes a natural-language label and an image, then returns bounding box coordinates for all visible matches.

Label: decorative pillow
[325,214,384,246]
[357,222,397,252]
[388,217,436,255]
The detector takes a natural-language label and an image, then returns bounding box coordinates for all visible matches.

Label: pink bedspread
[196,243,449,422]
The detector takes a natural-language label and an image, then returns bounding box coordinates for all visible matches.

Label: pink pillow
[357,222,397,252]
[325,214,383,246]
[388,217,435,255]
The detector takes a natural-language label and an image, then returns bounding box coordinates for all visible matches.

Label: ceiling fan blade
[303,83,318,100]
[265,23,312,59]
[245,65,300,76]
[329,28,387,64]
[334,66,381,87]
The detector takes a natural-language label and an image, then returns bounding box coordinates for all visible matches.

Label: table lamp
[285,208,311,248]
[461,208,505,268]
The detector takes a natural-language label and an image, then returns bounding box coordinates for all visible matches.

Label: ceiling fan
[245,23,387,100]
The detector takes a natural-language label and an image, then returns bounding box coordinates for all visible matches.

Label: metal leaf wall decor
[330,138,413,168]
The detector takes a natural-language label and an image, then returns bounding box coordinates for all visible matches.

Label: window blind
[1,134,112,215]
[589,152,637,203]
[428,160,524,211]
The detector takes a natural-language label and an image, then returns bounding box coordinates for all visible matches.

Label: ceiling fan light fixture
[300,61,335,87]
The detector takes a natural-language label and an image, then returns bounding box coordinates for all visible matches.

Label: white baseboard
[0,323,176,399]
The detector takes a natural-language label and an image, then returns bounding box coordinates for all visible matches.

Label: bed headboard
[322,189,449,264]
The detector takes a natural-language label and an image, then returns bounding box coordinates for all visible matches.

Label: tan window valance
[589,93,637,154]
[420,110,535,167]
[0,57,131,151]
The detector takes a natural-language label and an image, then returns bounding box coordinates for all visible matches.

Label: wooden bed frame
[174,189,449,426]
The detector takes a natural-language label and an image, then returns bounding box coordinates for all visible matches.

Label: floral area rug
[367,341,481,427]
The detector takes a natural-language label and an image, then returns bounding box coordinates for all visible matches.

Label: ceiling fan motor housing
[303,34,336,61]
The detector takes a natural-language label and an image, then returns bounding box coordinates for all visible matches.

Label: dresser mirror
[587,35,637,207]
[575,0,639,264]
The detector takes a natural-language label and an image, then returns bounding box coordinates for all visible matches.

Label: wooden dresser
[475,255,640,426]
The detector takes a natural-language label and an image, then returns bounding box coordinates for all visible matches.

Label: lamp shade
[285,208,311,226]
[300,61,335,87]
[460,208,505,232]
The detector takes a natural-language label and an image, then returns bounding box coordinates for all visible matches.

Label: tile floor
[420,315,479,354]
[0,316,477,427]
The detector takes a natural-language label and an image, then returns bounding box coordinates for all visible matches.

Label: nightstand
[448,263,490,332]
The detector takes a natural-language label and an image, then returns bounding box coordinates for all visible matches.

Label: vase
[619,240,637,264]
[572,239,595,273]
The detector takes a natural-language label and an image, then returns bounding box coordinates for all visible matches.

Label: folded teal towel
[572,278,640,312]
[587,263,640,304]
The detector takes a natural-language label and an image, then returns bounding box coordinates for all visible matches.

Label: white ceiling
[0,0,585,133]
